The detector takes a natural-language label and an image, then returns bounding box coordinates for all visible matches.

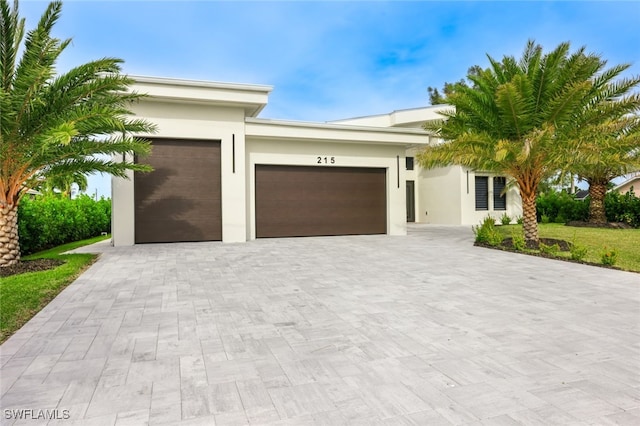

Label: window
[475,176,488,210]
[405,156,414,170]
[493,177,507,210]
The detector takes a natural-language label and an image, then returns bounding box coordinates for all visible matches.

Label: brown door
[135,139,222,243]
[255,165,386,238]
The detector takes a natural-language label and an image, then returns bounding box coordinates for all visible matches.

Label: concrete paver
[1,225,639,425]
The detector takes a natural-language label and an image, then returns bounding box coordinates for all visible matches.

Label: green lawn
[496,224,640,272]
[0,234,110,343]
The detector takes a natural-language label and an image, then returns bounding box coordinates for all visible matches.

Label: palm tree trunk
[521,191,539,248]
[588,181,608,224]
[0,203,20,267]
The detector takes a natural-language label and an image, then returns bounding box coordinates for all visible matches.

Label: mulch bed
[566,221,633,229]
[475,238,623,271]
[0,259,65,278]
[500,237,571,251]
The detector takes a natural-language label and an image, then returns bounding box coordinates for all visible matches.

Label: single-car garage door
[135,139,222,243]
[255,165,386,238]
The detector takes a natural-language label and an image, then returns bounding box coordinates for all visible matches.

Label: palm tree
[569,117,640,224]
[40,172,89,198]
[417,40,640,247]
[0,0,155,267]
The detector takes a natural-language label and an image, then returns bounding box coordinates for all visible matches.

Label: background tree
[417,40,639,247]
[569,116,640,224]
[427,65,482,105]
[40,172,88,199]
[0,0,155,267]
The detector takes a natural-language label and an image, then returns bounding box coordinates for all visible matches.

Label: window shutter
[493,177,506,210]
[405,157,414,170]
[475,176,488,210]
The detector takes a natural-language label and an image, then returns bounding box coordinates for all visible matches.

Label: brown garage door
[135,139,222,243]
[256,165,386,238]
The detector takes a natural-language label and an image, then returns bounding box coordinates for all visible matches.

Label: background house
[612,174,640,197]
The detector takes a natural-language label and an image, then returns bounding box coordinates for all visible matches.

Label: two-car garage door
[255,165,387,238]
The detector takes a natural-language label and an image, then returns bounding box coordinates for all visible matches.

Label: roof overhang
[129,75,272,117]
[330,104,453,128]
[612,175,640,192]
[246,118,431,146]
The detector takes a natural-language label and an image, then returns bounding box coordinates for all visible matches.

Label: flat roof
[246,117,430,146]
[129,75,272,117]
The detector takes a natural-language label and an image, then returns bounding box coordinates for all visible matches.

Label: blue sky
[19,0,640,197]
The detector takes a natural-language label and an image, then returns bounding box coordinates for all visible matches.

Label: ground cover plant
[483,223,640,272]
[0,234,109,343]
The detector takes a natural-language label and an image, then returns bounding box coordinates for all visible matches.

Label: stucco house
[612,175,639,197]
[111,76,522,246]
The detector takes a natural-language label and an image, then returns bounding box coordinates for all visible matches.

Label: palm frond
[0,0,157,206]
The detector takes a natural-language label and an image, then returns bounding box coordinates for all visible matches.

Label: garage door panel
[135,139,222,243]
[256,165,386,238]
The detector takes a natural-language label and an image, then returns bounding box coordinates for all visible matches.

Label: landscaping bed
[0,258,64,278]
[476,223,639,273]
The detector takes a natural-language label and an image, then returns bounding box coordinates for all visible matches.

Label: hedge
[536,189,640,227]
[18,195,111,255]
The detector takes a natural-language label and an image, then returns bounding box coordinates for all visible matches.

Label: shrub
[600,246,618,266]
[536,190,589,223]
[511,229,526,251]
[605,190,640,227]
[473,216,503,246]
[536,188,639,227]
[570,244,588,261]
[539,242,560,255]
[18,195,111,255]
[516,216,523,225]
[569,233,588,261]
[500,213,511,225]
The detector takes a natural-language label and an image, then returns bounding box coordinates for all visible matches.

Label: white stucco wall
[414,166,463,224]
[111,153,135,246]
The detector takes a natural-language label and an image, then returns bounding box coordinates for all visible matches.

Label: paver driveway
[1,225,639,425]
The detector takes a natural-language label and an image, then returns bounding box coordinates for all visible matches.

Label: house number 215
[317,156,336,164]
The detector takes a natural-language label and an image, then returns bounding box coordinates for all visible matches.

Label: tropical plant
[568,117,640,224]
[40,172,88,198]
[417,40,640,247]
[600,246,618,266]
[0,0,155,267]
[472,216,503,246]
[570,233,588,261]
[510,229,525,251]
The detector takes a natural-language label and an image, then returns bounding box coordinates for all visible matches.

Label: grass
[496,224,640,272]
[0,234,110,343]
